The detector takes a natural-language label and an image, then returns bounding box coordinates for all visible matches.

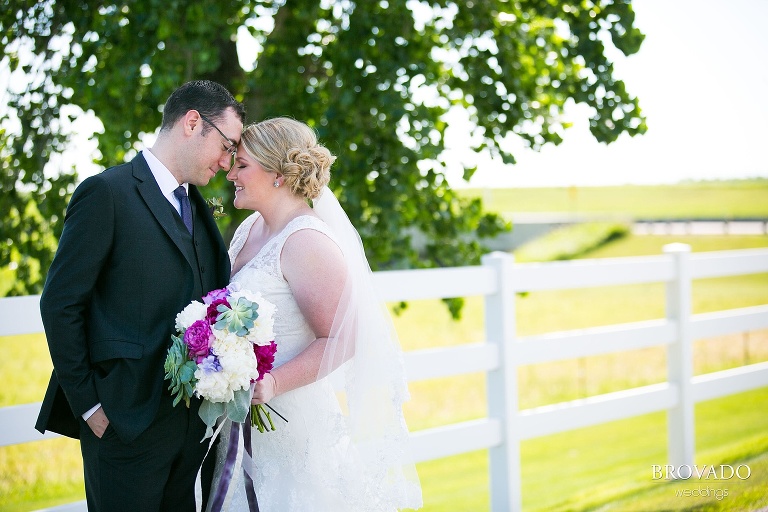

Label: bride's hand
[252,372,277,404]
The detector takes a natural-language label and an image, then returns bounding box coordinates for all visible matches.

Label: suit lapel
[132,155,195,269]
[189,187,227,251]
[189,185,231,280]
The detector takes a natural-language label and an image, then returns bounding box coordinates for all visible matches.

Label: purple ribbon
[243,413,259,510]
[210,420,260,512]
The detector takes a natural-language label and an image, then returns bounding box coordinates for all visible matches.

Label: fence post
[663,243,694,469]
[481,251,520,512]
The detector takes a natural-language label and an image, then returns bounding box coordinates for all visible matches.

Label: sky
[3,1,767,189]
[445,0,768,188]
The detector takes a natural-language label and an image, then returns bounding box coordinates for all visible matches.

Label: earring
[273,180,280,188]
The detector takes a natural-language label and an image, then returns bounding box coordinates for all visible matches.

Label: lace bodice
[229,212,338,280]
[227,213,337,366]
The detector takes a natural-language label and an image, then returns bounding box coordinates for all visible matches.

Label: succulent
[214,297,259,337]
[163,334,197,407]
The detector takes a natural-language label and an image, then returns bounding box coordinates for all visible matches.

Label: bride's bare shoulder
[282,227,344,280]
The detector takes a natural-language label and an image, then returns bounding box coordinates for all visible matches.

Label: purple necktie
[173,185,193,235]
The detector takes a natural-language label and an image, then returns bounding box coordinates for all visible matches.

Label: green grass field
[2,181,767,511]
[460,180,768,219]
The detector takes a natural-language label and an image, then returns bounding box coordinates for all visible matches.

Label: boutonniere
[206,196,227,219]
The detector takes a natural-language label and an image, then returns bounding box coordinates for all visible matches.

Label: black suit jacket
[35,153,231,443]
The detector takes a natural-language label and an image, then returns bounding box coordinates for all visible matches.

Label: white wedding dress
[208,213,392,511]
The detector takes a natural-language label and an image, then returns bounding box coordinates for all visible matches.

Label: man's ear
[182,110,202,136]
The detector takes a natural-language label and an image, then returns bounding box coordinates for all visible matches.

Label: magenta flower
[184,319,214,362]
[206,298,229,323]
[253,341,277,381]
[250,340,282,433]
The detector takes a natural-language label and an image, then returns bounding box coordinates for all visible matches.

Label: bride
[207,117,422,511]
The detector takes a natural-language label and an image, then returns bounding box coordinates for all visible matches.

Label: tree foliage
[1,0,646,310]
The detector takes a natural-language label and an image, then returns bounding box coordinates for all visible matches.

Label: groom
[35,80,244,511]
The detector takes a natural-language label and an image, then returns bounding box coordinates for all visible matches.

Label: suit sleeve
[40,175,115,417]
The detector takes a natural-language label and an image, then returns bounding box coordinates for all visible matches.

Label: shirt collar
[142,148,188,196]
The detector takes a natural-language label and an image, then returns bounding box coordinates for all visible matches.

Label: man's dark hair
[160,80,246,132]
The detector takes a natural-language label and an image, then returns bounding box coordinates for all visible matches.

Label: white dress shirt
[143,147,188,215]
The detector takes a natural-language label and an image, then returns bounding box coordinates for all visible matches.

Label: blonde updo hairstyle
[240,117,335,200]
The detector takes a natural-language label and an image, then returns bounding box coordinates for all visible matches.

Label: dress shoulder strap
[228,212,261,266]
[278,215,337,245]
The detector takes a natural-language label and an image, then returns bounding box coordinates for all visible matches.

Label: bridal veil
[312,186,423,509]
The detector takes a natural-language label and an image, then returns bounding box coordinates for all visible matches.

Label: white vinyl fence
[2,244,768,512]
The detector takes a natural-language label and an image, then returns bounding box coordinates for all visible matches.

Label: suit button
[195,240,199,246]
[201,266,205,273]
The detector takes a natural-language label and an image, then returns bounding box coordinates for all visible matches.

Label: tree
[1,0,646,314]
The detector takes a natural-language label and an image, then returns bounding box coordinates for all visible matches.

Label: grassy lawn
[0,334,84,512]
[1,229,767,511]
[460,180,768,219]
[414,386,768,512]
[589,449,768,512]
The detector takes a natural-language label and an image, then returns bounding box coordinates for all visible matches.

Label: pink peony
[184,319,214,362]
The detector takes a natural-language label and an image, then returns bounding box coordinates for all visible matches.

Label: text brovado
[652,464,751,480]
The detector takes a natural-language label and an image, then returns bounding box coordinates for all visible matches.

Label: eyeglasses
[197,112,237,171]
[198,112,237,154]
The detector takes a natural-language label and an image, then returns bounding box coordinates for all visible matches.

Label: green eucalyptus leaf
[199,400,226,441]
[227,388,252,424]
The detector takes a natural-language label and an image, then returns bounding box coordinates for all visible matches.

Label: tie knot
[174,185,188,199]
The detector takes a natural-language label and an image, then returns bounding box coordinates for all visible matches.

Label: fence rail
[2,245,767,512]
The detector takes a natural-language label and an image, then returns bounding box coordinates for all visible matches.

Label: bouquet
[163,282,280,439]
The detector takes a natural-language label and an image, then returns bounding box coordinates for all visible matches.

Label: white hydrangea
[211,327,241,348]
[194,367,234,403]
[203,332,259,399]
[175,301,207,331]
[248,301,276,346]
[219,350,259,391]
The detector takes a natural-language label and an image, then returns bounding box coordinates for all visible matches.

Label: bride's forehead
[235,151,258,166]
